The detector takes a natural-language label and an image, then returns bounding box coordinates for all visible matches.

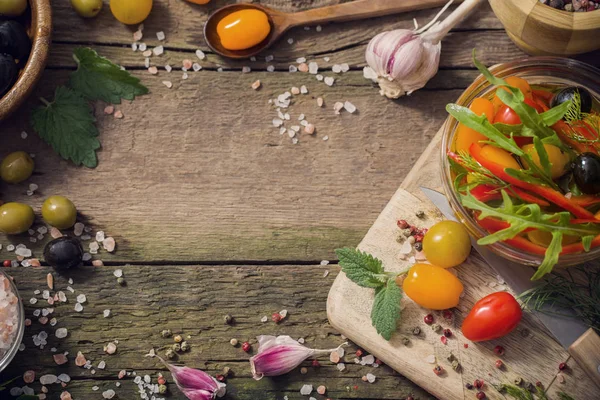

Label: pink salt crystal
[47,273,54,290]
[47,297,54,305]
[24,319,31,327]
[113,110,124,119]
[118,370,126,379]
[133,30,143,41]
[142,49,152,57]
[298,63,309,72]
[54,353,68,365]
[148,66,158,75]
[23,370,35,384]
[104,105,115,115]
[317,386,326,395]
[60,391,72,400]
[304,124,315,135]
[50,227,62,239]
[30,258,41,267]
[251,80,261,90]
[183,59,193,69]
[92,260,104,267]
[42,386,48,393]
[61,382,67,388]
[330,351,340,363]
[105,342,117,355]
[75,351,87,367]
[39,317,48,325]
[103,237,116,252]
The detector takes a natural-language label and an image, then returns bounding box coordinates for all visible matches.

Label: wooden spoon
[204,0,462,59]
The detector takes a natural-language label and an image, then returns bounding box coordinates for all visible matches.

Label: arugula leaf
[31,87,100,168]
[70,47,149,104]
[335,248,387,289]
[533,137,551,178]
[541,100,571,126]
[583,235,594,252]
[461,190,600,279]
[371,278,402,340]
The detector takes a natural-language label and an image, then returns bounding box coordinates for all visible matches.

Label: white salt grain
[193,63,202,71]
[340,63,350,72]
[344,101,357,113]
[300,385,312,395]
[242,66,251,73]
[366,373,376,383]
[98,360,106,369]
[332,64,342,73]
[74,303,83,312]
[74,223,84,236]
[139,42,147,51]
[308,62,318,74]
[162,81,173,89]
[300,85,308,94]
[296,57,306,63]
[165,64,172,72]
[21,131,27,139]
[102,389,116,399]
[196,49,206,60]
[156,31,165,41]
[322,135,329,141]
[153,46,164,56]
[324,76,335,86]
[316,25,322,32]
[289,65,298,73]
[273,118,283,127]
[40,374,57,385]
[265,55,274,62]
[336,363,346,371]
[287,38,294,44]
[316,74,323,81]
[267,65,275,72]
[425,355,436,364]
[76,294,87,304]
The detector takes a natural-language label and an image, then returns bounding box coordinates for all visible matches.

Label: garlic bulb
[364,0,483,99]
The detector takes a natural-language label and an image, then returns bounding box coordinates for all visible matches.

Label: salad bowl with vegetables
[442,53,600,280]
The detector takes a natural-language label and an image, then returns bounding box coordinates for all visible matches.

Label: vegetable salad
[447,53,600,280]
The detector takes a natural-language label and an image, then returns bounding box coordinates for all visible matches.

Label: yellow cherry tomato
[453,98,495,153]
[216,9,271,51]
[423,221,471,268]
[521,144,570,179]
[492,76,533,111]
[110,0,153,25]
[526,230,579,247]
[480,145,521,170]
[401,263,464,310]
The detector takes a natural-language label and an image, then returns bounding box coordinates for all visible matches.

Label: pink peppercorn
[443,328,452,337]
[424,314,434,324]
[476,391,486,399]
[494,345,505,356]
[312,360,320,367]
[271,313,282,323]
[2,260,10,268]
[397,220,409,229]
[242,342,251,352]
[464,343,469,349]
[442,310,453,320]
[440,336,448,345]
[559,362,567,371]
[433,365,444,376]
[414,234,424,242]
[474,379,484,389]
[495,360,503,369]
[355,349,363,357]
[216,374,225,382]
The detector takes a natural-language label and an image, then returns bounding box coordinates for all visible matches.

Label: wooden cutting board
[327,124,597,400]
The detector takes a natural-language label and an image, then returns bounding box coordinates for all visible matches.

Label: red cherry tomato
[461,292,522,342]
[493,98,543,126]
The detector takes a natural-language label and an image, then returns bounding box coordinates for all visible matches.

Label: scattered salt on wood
[196,49,206,60]
[133,30,143,41]
[304,124,315,135]
[148,66,158,75]
[298,63,309,72]
[317,97,324,107]
[40,374,58,385]
[300,85,308,94]
[308,62,318,74]
[291,87,300,95]
[104,105,114,115]
[324,76,335,86]
[142,49,152,57]
[162,81,173,89]
[156,31,165,41]
[242,66,251,73]
[344,101,356,113]
[300,385,312,395]
[153,46,164,56]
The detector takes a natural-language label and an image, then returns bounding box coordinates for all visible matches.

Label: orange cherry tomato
[479,145,521,170]
[453,98,495,153]
[401,263,464,310]
[492,76,533,111]
[216,9,271,51]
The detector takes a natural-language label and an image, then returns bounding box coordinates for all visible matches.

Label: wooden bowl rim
[501,0,600,25]
[0,0,52,121]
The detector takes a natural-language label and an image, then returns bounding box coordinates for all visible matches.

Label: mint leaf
[371,278,402,340]
[31,87,100,168]
[335,248,387,288]
[70,47,149,104]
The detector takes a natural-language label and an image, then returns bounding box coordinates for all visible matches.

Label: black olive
[44,237,84,271]
[0,53,17,97]
[551,86,593,115]
[572,152,600,194]
[0,20,31,62]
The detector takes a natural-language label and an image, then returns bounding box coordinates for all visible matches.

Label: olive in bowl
[572,153,600,195]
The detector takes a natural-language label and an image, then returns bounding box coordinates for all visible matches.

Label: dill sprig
[564,90,583,123]
[562,89,600,146]
[519,264,600,333]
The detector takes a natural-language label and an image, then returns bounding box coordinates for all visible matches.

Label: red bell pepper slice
[552,120,598,155]
[469,143,595,219]
[532,89,554,105]
[508,187,550,207]
[470,185,499,202]
[570,194,600,207]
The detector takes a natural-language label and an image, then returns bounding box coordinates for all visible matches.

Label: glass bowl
[440,57,600,268]
[0,270,25,372]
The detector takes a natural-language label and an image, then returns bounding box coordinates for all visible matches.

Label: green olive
[42,196,77,229]
[0,0,27,17]
[0,151,34,184]
[71,0,103,18]
[0,202,35,234]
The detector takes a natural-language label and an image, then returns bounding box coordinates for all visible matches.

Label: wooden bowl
[489,0,600,56]
[0,0,52,121]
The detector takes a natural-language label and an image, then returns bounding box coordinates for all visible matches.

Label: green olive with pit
[0,151,34,184]
[42,196,77,229]
[0,202,35,234]
[71,0,103,18]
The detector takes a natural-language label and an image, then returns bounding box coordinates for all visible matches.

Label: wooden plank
[0,69,463,263]
[2,264,435,400]
[327,127,598,399]
[51,0,503,50]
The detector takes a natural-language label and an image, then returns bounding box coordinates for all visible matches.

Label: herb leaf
[31,87,100,168]
[335,248,387,289]
[70,47,149,104]
[371,279,402,341]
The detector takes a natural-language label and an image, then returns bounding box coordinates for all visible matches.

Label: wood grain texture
[568,328,600,389]
[0,69,463,263]
[327,126,598,399]
[2,264,435,400]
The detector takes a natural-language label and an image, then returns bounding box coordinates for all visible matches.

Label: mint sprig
[336,248,403,340]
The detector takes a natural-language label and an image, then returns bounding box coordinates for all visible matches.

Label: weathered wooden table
[1,1,599,399]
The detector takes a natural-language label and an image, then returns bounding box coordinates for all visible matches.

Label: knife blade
[420,186,600,388]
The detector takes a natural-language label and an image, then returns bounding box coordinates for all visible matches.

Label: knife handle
[568,328,600,389]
